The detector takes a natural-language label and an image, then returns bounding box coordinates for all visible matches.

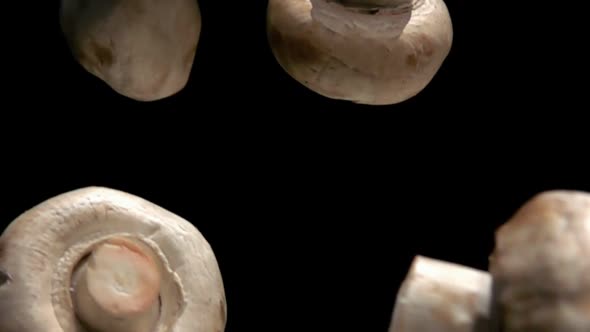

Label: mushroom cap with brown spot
[60,0,201,102]
[489,190,590,332]
[0,187,226,332]
[267,0,453,105]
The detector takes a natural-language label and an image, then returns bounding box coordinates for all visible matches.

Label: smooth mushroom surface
[389,256,496,332]
[267,0,453,105]
[489,190,590,332]
[60,0,201,101]
[0,187,226,332]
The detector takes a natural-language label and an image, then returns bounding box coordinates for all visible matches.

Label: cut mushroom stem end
[390,255,498,332]
[331,0,413,10]
[309,0,417,40]
[72,237,161,332]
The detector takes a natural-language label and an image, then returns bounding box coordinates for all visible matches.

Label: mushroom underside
[267,0,453,105]
[0,187,226,332]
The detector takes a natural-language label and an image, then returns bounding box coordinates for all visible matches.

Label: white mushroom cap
[60,0,201,101]
[267,0,453,105]
[0,187,226,332]
[489,190,590,332]
[389,256,496,332]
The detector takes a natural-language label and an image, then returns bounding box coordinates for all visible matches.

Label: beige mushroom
[0,187,226,332]
[489,190,590,332]
[60,0,201,101]
[266,0,453,105]
[389,256,497,332]
[390,190,590,332]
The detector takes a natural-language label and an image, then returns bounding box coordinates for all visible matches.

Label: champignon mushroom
[0,187,226,332]
[389,256,497,332]
[489,190,590,332]
[60,0,201,101]
[266,0,453,105]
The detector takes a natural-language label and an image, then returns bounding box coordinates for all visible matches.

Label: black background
[1,1,589,331]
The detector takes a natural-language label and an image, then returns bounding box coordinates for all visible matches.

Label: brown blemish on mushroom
[91,41,115,67]
[405,54,418,67]
[0,270,9,286]
[0,240,9,287]
[419,34,435,57]
[75,40,115,73]
[405,34,436,68]
[219,299,226,322]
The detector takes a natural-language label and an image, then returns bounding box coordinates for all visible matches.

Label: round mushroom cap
[60,0,201,101]
[267,0,453,105]
[489,190,590,332]
[0,187,226,332]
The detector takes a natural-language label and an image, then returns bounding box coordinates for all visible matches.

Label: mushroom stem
[390,256,498,332]
[71,237,161,332]
[334,0,412,9]
[309,0,419,40]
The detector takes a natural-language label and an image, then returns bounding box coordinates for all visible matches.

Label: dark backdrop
[1,1,588,332]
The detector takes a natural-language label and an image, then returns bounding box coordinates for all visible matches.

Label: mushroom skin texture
[389,256,497,332]
[267,0,453,105]
[60,0,201,101]
[489,190,590,332]
[0,187,226,332]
